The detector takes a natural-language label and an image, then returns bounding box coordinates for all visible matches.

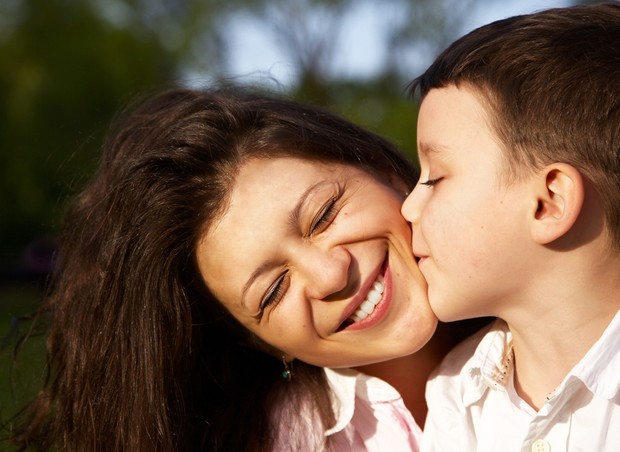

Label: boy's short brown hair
[409,3,620,248]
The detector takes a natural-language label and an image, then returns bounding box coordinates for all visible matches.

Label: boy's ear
[530,163,584,245]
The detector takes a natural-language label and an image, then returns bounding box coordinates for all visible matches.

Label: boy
[401,3,620,451]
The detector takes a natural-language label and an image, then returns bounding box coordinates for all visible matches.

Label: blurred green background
[0,0,586,438]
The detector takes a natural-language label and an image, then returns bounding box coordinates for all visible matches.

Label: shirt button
[531,439,551,452]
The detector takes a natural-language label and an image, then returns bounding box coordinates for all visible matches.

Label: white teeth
[360,300,375,314]
[367,289,382,304]
[347,273,385,324]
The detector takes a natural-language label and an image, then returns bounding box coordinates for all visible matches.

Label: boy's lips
[413,249,428,265]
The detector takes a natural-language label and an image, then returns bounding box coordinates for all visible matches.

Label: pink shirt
[273,367,422,451]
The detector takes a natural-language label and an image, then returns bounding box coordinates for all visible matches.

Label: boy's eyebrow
[418,141,446,156]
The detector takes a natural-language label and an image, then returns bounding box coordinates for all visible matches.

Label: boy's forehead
[418,86,496,144]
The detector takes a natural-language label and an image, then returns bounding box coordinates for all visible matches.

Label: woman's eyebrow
[240,179,333,310]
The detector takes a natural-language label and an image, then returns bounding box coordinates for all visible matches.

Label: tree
[1,0,483,271]
[0,0,176,269]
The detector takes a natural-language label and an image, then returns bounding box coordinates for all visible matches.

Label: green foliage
[0,285,46,437]
[295,74,419,163]
[0,0,176,265]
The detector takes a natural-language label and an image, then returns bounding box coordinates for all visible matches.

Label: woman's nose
[300,245,352,301]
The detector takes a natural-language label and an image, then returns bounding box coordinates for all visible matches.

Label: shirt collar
[463,310,620,407]
[323,367,402,436]
[568,308,620,400]
[462,319,513,406]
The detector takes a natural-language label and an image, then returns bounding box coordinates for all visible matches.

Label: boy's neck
[511,308,617,410]
[507,251,620,410]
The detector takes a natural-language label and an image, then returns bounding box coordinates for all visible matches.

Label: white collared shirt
[421,312,620,452]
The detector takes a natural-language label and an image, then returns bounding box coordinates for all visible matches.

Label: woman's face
[196,157,437,368]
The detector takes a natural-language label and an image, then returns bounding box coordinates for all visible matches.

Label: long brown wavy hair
[9,86,419,451]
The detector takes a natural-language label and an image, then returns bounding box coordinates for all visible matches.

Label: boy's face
[401,85,536,321]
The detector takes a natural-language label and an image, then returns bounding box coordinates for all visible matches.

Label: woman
[10,86,469,451]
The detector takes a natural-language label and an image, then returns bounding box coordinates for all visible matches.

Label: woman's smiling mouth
[337,258,391,331]
[347,274,384,323]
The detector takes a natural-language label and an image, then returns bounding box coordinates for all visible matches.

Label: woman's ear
[530,163,584,245]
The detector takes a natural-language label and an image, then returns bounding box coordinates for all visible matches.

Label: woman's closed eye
[309,197,337,235]
[308,184,344,236]
[257,272,290,319]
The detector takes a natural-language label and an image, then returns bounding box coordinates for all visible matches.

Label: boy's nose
[300,245,352,301]
[401,188,421,225]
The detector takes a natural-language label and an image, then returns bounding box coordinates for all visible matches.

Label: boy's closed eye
[420,177,443,187]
